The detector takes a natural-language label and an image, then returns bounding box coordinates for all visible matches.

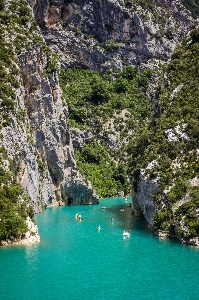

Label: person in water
[97,225,101,230]
[76,213,82,221]
[110,218,114,222]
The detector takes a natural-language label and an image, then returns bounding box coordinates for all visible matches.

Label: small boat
[123,231,130,237]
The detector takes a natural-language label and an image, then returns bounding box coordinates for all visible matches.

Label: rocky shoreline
[0,217,40,247]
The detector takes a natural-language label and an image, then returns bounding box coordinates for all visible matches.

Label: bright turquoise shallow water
[1,197,199,300]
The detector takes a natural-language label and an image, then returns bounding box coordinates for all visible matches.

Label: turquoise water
[1,197,199,300]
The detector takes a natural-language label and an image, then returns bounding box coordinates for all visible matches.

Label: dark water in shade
[1,197,199,300]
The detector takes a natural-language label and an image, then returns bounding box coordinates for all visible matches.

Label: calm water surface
[1,197,199,300]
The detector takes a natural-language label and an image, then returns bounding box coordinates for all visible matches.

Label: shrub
[105,40,120,52]
[0,0,4,10]
[191,27,199,44]
[113,77,128,93]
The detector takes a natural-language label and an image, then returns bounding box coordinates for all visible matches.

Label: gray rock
[28,0,195,71]
[2,45,98,213]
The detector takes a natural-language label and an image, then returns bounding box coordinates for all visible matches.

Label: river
[0,197,199,299]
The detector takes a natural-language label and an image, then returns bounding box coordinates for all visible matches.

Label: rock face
[28,0,194,71]
[133,175,199,246]
[2,45,98,213]
[70,128,94,150]
[132,176,158,227]
[9,0,193,214]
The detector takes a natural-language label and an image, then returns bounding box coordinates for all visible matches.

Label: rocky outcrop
[70,128,94,150]
[27,0,195,71]
[133,174,199,246]
[1,0,198,246]
[0,217,40,246]
[132,176,158,227]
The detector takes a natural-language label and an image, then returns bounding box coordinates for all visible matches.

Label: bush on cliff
[0,148,35,240]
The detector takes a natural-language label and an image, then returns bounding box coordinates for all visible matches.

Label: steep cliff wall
[130,27,199,245]
[0,0,99,246]
[2,46,98,211]
[28,0,194,70]
[0,0,99,245]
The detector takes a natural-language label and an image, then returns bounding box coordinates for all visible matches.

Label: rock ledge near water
[0,217,40,246]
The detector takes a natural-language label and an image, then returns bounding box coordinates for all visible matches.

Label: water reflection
[24,244,39,273]
[107,203,150,232]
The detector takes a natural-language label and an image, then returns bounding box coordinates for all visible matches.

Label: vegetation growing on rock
[0,146,35,240]
[128,27,199,242]
[0,0,45,241]
[182,0,199,18]
[60,66,154,197]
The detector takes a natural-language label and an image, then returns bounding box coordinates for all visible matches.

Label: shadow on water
[107,203,150,233]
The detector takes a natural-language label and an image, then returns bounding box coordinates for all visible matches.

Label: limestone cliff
[28,0,194,71]
[0,0,98,245]
[2,46,98,212]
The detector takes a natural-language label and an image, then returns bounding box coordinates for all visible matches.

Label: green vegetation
[44,51,59,78]
[127,0,199,19]
[127,27,199,238]
[60,66,154,196]
[0,146,34,240]
[105,40,120,52]
[0,0,39,127]
[181,0,199,18]
[60,66,152,128]
[175,186,199,238]
[75,142,129,197]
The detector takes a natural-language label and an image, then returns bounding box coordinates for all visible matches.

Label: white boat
[123,231,130,237]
